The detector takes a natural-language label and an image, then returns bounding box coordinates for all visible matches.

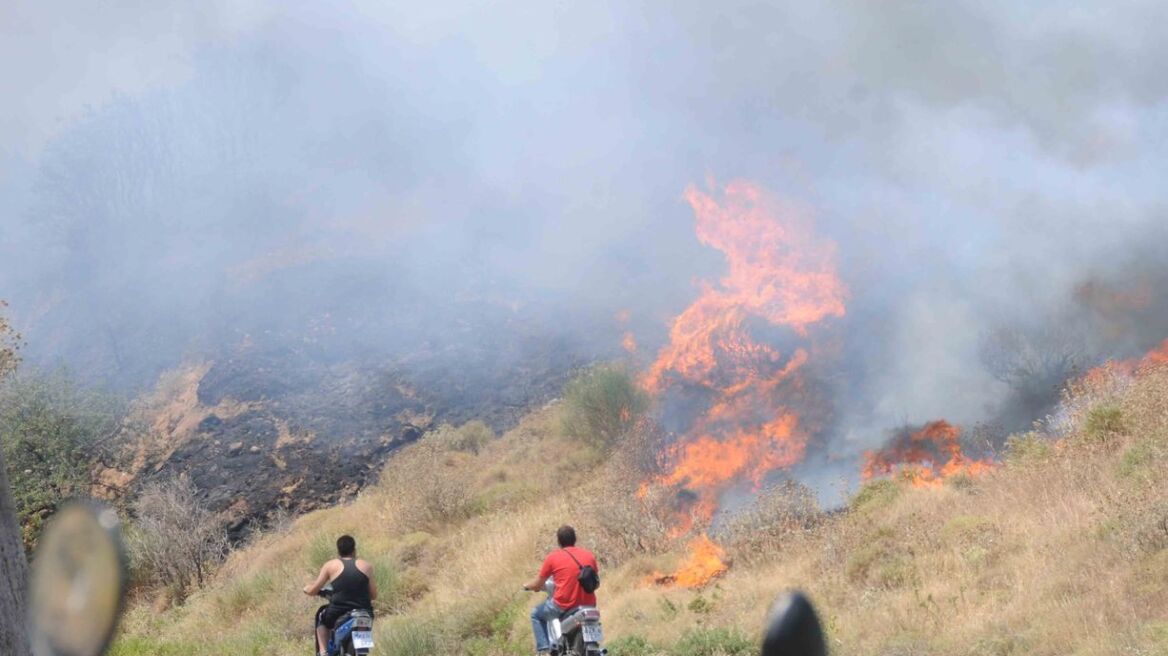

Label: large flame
[640,180,846,585]
[861,420,995,489]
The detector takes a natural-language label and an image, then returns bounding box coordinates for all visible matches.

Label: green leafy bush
[561,363,649,449]
[0,370,123,547]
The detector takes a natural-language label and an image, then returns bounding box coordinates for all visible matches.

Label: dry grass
[110,370,1168,656]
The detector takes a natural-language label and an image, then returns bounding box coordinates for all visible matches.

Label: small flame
[861,420,994,488]
[1084,338,1168,383]
[648,534,728,588]
[622,331,638,354]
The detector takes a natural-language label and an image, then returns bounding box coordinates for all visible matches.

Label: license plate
[582,624,603,643]
[352,631,374,649]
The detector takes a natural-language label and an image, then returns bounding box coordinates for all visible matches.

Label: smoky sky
[2,0,1167,453]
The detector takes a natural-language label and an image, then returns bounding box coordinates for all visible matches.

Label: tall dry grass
[111,369,1168,655]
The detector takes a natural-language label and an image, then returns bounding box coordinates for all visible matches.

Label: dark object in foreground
[762,591,827,656]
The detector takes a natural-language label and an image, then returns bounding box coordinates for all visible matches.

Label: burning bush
[862,421,995,488]
[560,363,649,450]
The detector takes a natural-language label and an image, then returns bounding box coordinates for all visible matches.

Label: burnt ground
[127,303,604,541]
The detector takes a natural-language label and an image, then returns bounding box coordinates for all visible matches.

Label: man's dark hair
[337,535,357,557]
[556,525,577,548]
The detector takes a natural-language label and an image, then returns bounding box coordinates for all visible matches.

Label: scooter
[314,585,374,656]
[531,577,606,656]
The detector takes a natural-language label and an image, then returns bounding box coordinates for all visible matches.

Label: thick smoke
[2,1,1167,473]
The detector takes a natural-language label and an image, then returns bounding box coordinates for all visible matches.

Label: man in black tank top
[303,535,378,656]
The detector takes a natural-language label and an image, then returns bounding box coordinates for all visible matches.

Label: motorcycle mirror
[761,591,827,656]
[28,502,128,656]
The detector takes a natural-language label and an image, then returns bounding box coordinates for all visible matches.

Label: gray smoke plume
[2,1,1166,473]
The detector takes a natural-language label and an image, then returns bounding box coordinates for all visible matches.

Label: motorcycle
[314,585,374,656]
[532,577,607,656]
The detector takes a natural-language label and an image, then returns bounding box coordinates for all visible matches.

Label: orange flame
[644,182,846,393]
[1083,338,1168,384]
[861,421,995,488]
[622,331,638,354]
[639,180,846,586]
[647,534,728,588]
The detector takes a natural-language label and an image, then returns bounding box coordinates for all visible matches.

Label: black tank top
[330,558,372,611]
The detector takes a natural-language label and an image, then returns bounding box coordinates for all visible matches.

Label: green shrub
[688,594,714,614]
[376,618,445,656]
[1134,502,1168,554]
[942,515,997,545]
[107,637,201,656]
[371,556,408,614]
[393,531,433,565]
[1085,405,1125,440]
[845,528,918,589]
[1004,432,1053,466]
[0,370,124,547]
[434,420,494,455]
[214,571,274,619]
[469,480,541,515]
[306,533,335,569]
[845,542,885,582]
[561,363,649,449]
[446,592,521,639]
[850,479,901,513]
[1117,442,1156,478]
[608,634,662,656]
[670,627,754,656]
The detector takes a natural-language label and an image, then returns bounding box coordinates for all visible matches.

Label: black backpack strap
[562,548,585,572]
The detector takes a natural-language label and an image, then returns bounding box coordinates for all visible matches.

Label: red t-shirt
[538,546,599,609]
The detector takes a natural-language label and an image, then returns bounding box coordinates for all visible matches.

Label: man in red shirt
[523,525,599,655]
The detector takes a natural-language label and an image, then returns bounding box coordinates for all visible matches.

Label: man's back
[328,558,373,611]
[539,546,598,609]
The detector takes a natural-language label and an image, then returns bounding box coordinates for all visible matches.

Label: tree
[127,476,227,603]
[0,301,31,655]
[979,324,1085,423]
[0,371,122,548]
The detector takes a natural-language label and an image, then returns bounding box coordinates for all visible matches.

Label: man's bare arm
[303,561,333,596]
[524,574,546,591]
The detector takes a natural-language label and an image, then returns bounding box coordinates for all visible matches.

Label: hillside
[109,364,1168,656]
